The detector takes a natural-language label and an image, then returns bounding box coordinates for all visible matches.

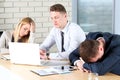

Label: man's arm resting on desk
[69,48,90,72]
[74,59,90,73]
[69,47,80,65]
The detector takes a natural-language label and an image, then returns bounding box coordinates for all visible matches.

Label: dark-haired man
[69,32,120,75]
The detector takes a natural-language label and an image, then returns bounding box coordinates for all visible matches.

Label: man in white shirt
[40,4,86,60]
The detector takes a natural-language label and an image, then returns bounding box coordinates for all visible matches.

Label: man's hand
[40,49,48,60]
[76,58,90,73]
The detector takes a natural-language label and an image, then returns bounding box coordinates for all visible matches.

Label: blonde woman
[0,17,36,49]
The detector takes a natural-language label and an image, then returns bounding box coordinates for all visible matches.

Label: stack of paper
[1,54,10,60]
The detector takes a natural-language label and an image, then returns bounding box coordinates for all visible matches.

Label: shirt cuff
[74,60,81,66]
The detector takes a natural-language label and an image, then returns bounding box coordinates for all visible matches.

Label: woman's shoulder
[3,30,13,36]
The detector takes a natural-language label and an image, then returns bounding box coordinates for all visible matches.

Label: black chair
[0,31,3,37]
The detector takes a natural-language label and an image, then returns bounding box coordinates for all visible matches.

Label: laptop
[9,42,70,66]
[9,42,41,65]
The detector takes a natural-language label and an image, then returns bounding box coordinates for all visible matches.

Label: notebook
[9,42,70,66]
[31,65,72,76]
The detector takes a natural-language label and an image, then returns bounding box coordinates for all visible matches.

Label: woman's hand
[30,22,35,33]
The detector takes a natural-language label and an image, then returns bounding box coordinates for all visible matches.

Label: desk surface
[0,59,120,80]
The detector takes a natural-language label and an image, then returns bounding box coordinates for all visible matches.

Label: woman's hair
[14,17,35,42]
[79,40,100,63]
[50,4,66,13]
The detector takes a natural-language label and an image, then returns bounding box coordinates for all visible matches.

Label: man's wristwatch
[46,53,50,60]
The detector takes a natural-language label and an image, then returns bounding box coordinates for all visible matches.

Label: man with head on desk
[39,4,86,60]
[69,32,120,75]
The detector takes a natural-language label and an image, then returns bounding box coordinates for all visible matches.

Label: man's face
[50,11,67,29]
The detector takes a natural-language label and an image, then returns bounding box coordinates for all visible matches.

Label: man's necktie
[61,31,65,52]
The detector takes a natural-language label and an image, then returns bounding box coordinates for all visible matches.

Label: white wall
[0,0,72,44]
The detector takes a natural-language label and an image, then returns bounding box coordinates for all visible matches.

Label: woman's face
[19,23,30,37]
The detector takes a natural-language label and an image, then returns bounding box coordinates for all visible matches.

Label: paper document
[0,48,9,54]
[1,54,10,60]
[40,59,70,66]
[31,65,71,76]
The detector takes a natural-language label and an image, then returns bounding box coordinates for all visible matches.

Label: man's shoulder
[111,34,120,44]
[69,22,80,27]
[69,22,84,31]
[49,27,60,35]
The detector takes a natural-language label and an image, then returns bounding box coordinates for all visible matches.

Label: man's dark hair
[50,4,66,13]
[79,40,100,63]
